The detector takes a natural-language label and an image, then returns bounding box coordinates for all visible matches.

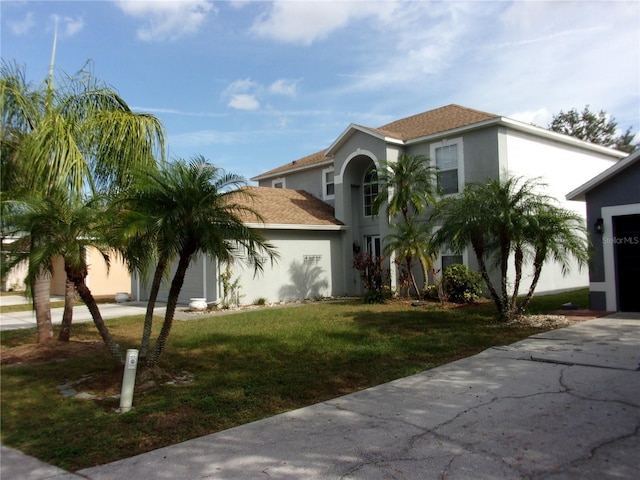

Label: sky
[2,0,639,182]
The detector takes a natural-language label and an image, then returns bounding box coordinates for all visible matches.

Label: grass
[0,289,588,471]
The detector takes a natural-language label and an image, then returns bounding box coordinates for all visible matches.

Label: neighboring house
[135,104,626,305]
[567,149,640,312]
[50,249,132,298]
[1,236,28,291]
[1,239,131,298]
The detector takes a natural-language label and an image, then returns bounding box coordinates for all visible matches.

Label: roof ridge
[254,104,501,178]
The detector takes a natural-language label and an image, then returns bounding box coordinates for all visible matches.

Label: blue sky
[2,0,639,182]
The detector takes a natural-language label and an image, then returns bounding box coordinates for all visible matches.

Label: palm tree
[116,157,278,367]
[3,189,124,363]
[1,61,164,342]
[372,153,438,223]
[517,205,589,314]
[383,219,435,298]
[372,153,438,291]
[432,176,589,321]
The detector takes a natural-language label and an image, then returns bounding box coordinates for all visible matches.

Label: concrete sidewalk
[2,313,639,479]
[0,295,170,331]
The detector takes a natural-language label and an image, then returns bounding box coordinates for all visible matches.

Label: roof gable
[325,104,499,155]
[230,186,344,229]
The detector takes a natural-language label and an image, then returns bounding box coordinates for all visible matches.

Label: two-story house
[134,104,625,305]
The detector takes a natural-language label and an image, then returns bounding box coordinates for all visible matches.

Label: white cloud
[222,77,300,110]
[170,129,244,147]
[130,106,226,118]
[115,0,214,42]
[51,14,84,37]
[228,94,260,110]
[269,78,299,97]
[62,16,84,36]
[250,0,399,45]
[223,78,260,96]
[459,1,640,129]
[324,2,498,94]
[7,11,35,35]
[509,108,552,128]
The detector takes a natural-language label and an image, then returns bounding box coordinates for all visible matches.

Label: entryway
[613,213,640,311]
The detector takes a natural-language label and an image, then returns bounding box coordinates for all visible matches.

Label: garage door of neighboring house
[613,214,640,312]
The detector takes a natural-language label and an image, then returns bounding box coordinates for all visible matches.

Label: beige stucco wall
[51,248,131,297]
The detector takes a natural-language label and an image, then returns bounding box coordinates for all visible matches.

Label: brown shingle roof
[254,105,499,179]
[229,186,343,228]
[254,150,334,179]
[369,104,498,141]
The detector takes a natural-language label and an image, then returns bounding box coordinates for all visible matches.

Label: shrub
[353,253,390,304]
[442,264,483,303]
[253,297,267,306]
[363,286,394,304]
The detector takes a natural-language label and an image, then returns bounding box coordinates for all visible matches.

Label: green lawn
[0,289,588,471]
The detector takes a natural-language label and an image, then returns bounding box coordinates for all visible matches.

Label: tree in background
[432,177,589,321]
[549,105,638,153]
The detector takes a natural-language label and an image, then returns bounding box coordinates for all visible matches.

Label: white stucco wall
[228,229,344,305]
[503,130,620,294]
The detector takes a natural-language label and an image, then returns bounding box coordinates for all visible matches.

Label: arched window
[363,166,378,217]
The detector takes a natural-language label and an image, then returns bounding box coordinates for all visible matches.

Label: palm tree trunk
[499,241,511,318]
[471,241,508,321]
[147,251,192,367]
[403,256,419,298]
[73,278,123,365]
[139,256,167,360]
[58,278,75,342]
[510,245,524,315]
[518,250,545,314]
[32,271,53,343]
[418,254,432,291]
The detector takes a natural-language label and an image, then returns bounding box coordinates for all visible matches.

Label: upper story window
[363,166,378,217]
[272,177,285,189]
[322,167,335,200]
[433,138,463,195]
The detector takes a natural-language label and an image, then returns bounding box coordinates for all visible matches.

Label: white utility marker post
[119,349,139,413]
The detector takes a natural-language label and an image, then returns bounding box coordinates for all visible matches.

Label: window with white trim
[322,167,335,200]
[363,166,378,217]
[432,139,463,195]
[272,177,285,189]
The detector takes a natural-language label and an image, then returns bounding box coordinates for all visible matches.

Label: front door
[364,235,381,258]
[613,214,640,312]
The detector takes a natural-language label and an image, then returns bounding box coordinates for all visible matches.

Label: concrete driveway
[0,295,167,331]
